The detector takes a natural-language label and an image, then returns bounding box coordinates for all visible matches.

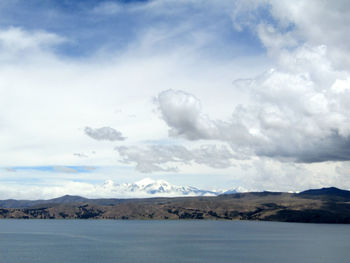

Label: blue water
[0,220,349,263]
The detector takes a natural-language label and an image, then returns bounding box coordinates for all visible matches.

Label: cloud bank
[116,144,235,173]
[1,0,350,193]
[151,1,350,164]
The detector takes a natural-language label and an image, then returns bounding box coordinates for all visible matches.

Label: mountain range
[0,178,239,208]
[1,187,350,223]
[85,178,241,198]
[101,178,222,197]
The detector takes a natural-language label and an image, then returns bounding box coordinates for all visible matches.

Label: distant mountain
[298,187,350,198]
[47,195,89,204]
[0,178,246,203]
[99,178,220,198]
[220,186,249,195]
[0,195,89,208]
[221,189,238,195]
[1,187,350,223]
[0,199,34,209]
[0,178,230,208]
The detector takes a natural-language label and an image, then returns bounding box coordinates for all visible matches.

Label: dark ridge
[0,199,46,209]
[219,191,283,198]
[48,195,89,204]
[0,195,89,209]
[298,187,350,198]
[264,209,350,224]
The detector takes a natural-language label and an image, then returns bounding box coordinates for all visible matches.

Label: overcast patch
[84,126,125,141]
[115,144,235,173]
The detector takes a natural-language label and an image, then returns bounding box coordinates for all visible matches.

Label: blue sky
[1,0,350,199]
[0,0,264,58]
[10,166,96,173]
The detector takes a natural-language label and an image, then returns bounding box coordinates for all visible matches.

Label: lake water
[0,220,349,263]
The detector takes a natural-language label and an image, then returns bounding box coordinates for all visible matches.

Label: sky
[1,0,350,199]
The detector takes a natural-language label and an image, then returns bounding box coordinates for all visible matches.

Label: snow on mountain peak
[103,179,115,188]
[133,178,187,194]
[95,178,244,198]
[134,178,155,187]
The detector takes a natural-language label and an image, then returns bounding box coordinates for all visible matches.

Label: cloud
[152,1,350,164]
[0,27,65,50]
[115,144,235,173]
[116,145,190,173]
[84,126,125,141]
[53,166,79,173]
[336,162,350,176]
[0,23,254,169]
[7,166,96,174]
[233,0,350,70]
[73,153,88,158]
[231,1,350,162]
[231,47,350,163]
[0,180,112,200]
[239,159,340,192]
[92,1,122,15]
[156,89,252,145]
[190,144,237,169]
[156,89,211,140]
[268,0,350,70]
[0,27,66,62]
[2,0,350,192]
[156,57,350,163]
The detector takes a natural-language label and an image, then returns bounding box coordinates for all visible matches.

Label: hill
[298,187,350,198]
[1,187,350,223]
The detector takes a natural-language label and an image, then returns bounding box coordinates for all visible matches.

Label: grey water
[0,220,349,263]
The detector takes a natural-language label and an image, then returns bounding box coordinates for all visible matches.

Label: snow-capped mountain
[221,189,238,195]
[97,178,239,198]
[221,186,249,195]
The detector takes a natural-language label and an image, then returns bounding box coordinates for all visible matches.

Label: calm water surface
[0,220,349,263]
